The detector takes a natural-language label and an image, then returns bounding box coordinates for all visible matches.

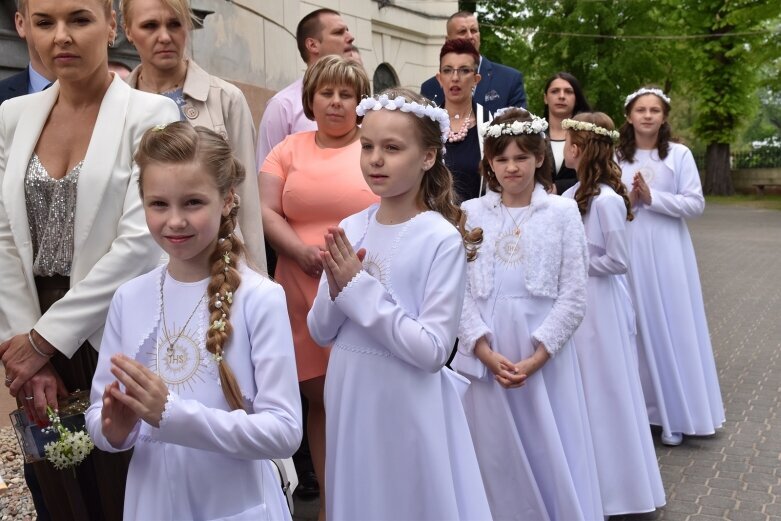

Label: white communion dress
[86,265,302,521]
[563,183,666,515]
[454,185,603,521]
[618,144,725,438]
[307,206,492,521]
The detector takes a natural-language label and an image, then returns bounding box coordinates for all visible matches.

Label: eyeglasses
[439,67,476,77]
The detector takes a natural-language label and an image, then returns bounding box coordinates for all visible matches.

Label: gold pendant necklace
[159,269,205,356]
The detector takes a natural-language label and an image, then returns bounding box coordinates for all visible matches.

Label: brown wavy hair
[373,87,481,261]
[480,107,553,194]
[136,122,248,411]
[567,113,633,221]
[616,87,674,164]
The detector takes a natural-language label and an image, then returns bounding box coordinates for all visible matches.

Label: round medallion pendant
[156,335,202,386]
[496,231,523,266]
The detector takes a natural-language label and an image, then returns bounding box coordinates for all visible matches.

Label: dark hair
[542,72,591,121]
[480,108,553,193]
[616,87,673,163]
[566,112,633,221]
[136,122,248,411]
[439,38,480,68]
[301,55,371,122]
[296,8,340,62]
[370,87,481,261]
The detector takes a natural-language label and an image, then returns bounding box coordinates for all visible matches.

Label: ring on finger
[24,396,34,400]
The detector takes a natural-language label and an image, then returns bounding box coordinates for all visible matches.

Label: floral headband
[624,87,671,109]
[356,94,450,143]
[479,113,548,139]
[561,118,620,141]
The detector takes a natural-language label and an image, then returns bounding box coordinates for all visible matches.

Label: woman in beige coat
[121,0,267,272]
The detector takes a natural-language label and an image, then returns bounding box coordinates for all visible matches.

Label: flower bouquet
[9,390,94,468]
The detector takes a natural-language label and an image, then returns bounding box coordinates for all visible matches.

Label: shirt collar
[28,64,51,93]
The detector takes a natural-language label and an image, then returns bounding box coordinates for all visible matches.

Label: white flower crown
[356,94,450,143]
[624,87,671,108]
[561,118,620,141]
[479,112,548,139]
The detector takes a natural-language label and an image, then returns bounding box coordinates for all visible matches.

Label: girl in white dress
[561,112,665,515]
[85,122,302,521]
[454,107,602,520]
[616,88,724,446]
[306,89,491,521]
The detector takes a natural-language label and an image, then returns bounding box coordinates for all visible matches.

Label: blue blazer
[420,55,527,115]
[0,69,29,105]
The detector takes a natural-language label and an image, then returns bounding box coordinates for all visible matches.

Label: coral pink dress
[262,131,378,381]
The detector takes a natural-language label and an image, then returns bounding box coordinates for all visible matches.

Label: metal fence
[694,147,781,171]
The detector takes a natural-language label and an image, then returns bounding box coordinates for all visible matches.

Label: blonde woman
[121,0,266,271]
[0,0,179,518]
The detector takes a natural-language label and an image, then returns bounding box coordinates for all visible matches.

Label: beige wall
[190,0,456,97]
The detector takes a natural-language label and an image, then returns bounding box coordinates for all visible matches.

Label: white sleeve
[532,204,588,355]
[85,289,141,452]
[154,282,302,460]
[255,97,289,170]
[307,272,349,347]
[453,275,491,379]
[589,195,629,277]
[647,148,705,218]
[333,234,467,373]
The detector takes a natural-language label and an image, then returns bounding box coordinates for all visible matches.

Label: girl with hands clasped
[85,122,302,521]
[616,87,724,446]
[561,113,665,516]
[453,107,602,520]
[307,89,491,520]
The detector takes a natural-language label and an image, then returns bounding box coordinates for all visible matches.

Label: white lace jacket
[457,184,588,364]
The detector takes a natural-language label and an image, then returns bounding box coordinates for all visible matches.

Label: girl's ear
[222,189,236,217]
[423,147,437,171]
[536,154,545,168]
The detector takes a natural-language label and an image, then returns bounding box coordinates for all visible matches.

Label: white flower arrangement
[356,94,450,143]
[561,118,620,141]
[42,407,95,471]
[479,113,549,139]
[624,87,671,108]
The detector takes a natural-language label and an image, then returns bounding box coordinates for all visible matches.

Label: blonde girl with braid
[561,112,666,516]
[85,122,302,521]
[306,88,491,520]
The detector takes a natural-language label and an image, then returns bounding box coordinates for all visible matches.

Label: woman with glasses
[435,38,489,202]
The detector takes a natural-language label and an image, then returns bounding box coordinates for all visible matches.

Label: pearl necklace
[447,108,473,143]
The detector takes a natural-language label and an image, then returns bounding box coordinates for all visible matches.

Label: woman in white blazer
[0,0,179,518]
[121,0,267,272]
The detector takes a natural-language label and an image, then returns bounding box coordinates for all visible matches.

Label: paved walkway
[3,203,780,520]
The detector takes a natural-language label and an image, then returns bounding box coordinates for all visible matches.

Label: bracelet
[28,332,53,359]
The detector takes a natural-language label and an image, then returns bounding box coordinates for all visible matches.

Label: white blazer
[0,74,180,357]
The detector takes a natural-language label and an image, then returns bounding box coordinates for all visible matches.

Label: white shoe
[661,432,683,446]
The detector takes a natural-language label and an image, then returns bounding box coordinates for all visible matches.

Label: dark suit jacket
[0,69,29,105]
[420,55,526,115]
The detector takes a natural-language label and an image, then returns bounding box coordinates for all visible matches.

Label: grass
[706,194,781,211]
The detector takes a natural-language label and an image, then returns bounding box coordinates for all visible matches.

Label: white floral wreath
[561,118,620,141]
[479,112,548,139]
[624,87,671,108]
[356,94,450,143]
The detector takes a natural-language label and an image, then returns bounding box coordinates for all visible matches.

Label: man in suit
[0,0,54,104]
[420,11,527,114]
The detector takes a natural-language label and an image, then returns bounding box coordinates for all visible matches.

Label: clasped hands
[474,338,549,389]
[629,172,652,207]
[321,226,366,300]
[101,354,169,447]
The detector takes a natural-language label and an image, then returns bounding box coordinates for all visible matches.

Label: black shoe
[294,470,320,500]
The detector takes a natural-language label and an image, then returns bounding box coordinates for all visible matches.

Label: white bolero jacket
[457,184,588,367]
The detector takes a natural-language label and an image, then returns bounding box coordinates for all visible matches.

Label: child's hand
[474,339,527,387]
[502,344,551,388]
[322,227,366,299]
[102,381,140,448]
[632,173,652,205]
[109,355,170,428]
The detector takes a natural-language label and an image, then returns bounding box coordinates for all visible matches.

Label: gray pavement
[293,203,781,521]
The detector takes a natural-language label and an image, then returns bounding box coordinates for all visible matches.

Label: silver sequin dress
[24,153,82,277]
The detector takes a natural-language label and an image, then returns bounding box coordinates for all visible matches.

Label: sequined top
[24,154,82,277]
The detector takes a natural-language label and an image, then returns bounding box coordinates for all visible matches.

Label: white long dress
[563,183,666,515]
[86,265,302,521]
[618,143,724,437]
[454,185,603,521]
[307,206,492,521]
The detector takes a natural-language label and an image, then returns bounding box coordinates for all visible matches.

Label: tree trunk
[704,142,735,195]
